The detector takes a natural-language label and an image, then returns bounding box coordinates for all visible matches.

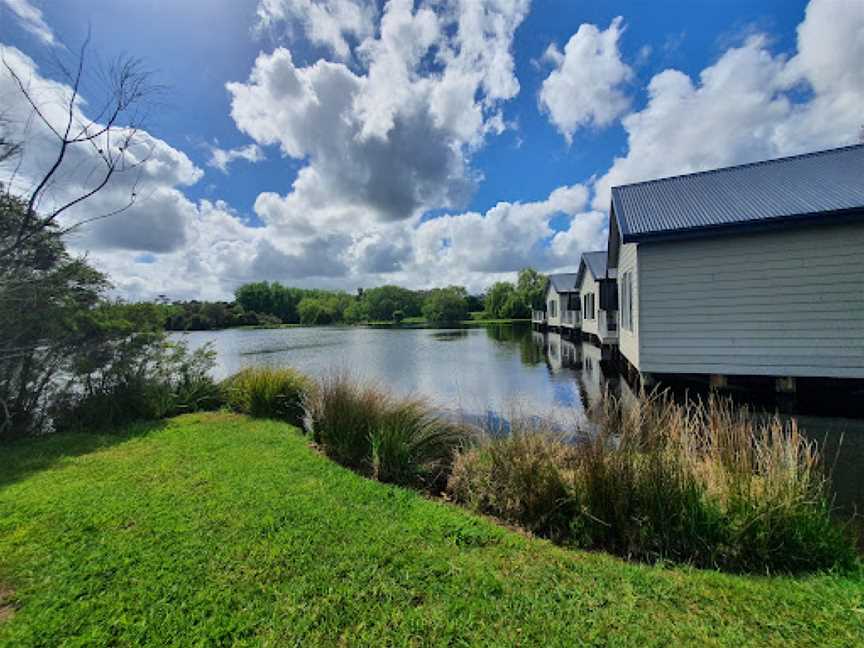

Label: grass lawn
[1,413,862,646]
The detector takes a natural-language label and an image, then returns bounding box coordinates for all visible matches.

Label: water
[174,323,863,514]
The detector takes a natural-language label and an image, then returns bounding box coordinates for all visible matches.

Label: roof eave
[622,206,864,244]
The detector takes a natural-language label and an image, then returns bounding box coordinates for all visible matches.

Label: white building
[607,144,864,385]
[537,273,580,331]
[575,251,618,346]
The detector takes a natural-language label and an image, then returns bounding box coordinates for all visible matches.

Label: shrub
[53,341,221,433]
[447,392,857,573]
[221,367,314,425]
[448,426,578,540]
[306,373,471,490]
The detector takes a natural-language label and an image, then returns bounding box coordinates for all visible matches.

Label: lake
[175,323,863,514]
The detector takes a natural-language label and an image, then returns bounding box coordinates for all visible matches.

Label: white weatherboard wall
[545,284,566,327]
[616,242,640,371]
[579,270,598,338]
[636,221,864,379]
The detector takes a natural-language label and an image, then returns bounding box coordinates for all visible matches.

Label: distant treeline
[158,268,548,331]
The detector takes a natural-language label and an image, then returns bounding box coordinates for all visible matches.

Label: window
[548,299,556,317]
[620,272,634,331]
[583,293,595,320]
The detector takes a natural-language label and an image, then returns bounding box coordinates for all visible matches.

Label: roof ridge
[611,143,864,192]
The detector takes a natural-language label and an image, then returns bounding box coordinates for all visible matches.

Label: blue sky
[1,0,861,298]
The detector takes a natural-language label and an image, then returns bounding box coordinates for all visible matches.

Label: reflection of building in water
[535,331,583,373]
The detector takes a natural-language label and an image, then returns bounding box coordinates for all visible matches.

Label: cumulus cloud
[592,0,864,209]
[207,143,264,173]
[539,16,632,141]
[256,0,377,60]
[1,0,56,47]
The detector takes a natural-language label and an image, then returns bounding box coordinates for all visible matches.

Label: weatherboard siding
[617,243,640,370]
[545,285,566,327]
[579,270,598,338]
[636,221,864,378]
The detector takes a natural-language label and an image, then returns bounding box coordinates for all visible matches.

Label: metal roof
[548,272,579,293]
[611,144,864,243]
[582,251,608,280]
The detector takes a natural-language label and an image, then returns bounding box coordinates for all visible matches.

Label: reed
[221,367,314,425]
[305,373,471,490]
[448,391,856,573]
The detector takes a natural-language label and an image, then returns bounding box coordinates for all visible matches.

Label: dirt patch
[0,586,16,623]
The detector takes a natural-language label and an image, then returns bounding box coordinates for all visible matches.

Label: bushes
[305,374,471,490]
[54,341,221,433]
[447,393,857,574]
[221,367,314,426]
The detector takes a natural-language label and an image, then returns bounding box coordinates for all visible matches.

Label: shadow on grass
[0,420,168,490]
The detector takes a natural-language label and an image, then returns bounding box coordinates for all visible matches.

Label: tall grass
[305,373,471,490]
[221,367,314,425]
[448,391,856,573]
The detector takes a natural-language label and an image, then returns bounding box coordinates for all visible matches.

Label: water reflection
[175,323,861,513]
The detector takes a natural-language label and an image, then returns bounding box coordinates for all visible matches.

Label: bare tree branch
[0,33,162,257]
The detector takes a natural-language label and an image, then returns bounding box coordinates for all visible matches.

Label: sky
[1,0,862,300]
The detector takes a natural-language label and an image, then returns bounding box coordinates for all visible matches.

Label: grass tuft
[221,367,314,425]
[305,373,472,490]
[448,391,858,573]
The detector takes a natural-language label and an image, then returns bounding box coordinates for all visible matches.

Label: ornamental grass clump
[221,367,314,425]
[447,391,856,574]
[305,373,472,490]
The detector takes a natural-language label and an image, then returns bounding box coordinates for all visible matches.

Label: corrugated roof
[582,251,608,279]
[548,272,578,293]
[611,144,864,242]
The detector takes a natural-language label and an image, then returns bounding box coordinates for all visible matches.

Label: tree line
[158,269,549,330]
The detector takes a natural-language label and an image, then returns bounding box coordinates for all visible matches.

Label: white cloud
[539,16,632,142]
[255,0,377,60]
[1,0,56,47]
[207,143,264,173]
[592,0,864,209]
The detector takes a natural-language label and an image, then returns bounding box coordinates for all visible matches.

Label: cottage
[607,144,864,387]
[576,251,618,346]
[537,273,580,331]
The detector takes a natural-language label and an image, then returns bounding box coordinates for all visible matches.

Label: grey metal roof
[611,144,864,243]
[582,251,608,280]
[548,272,579,293]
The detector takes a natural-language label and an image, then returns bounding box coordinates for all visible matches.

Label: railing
[599,310,618,338]
[561,310,581,327]
[532,310,547,324]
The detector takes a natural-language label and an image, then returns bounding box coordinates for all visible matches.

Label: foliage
[161,300,273,330]
[361,285,423,321]
[221,367,314,425]
[1,413,862,646]
[483,268,547,319]
[0,193,219,439]
[517,267,549,311]
[306,374,470,489]
[53,335,220,432]
[421,286,469,325]
[448,393,857,573]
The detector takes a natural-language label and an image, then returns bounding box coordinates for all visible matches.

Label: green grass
[0,413,862,646]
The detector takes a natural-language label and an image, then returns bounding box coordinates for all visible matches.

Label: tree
[484,281,517,318]
[422,287,469,326]
[517,268,548,311]
[1,32,160,258]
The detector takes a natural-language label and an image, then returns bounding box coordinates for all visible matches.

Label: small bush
[54,341,221,433]
[306,373,471,490]
[447,392,857,573]
[221,367,314,425]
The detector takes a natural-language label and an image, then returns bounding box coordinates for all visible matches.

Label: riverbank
[1,413,862,646]
[167,315,529,332]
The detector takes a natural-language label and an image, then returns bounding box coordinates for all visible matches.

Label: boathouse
[576,251,618,346]
[606,144,864,389]
[538,273,580,331]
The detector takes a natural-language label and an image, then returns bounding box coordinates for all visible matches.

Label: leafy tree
[517,268,548,311]
[484,282,517,318]
[422,287,469,325]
